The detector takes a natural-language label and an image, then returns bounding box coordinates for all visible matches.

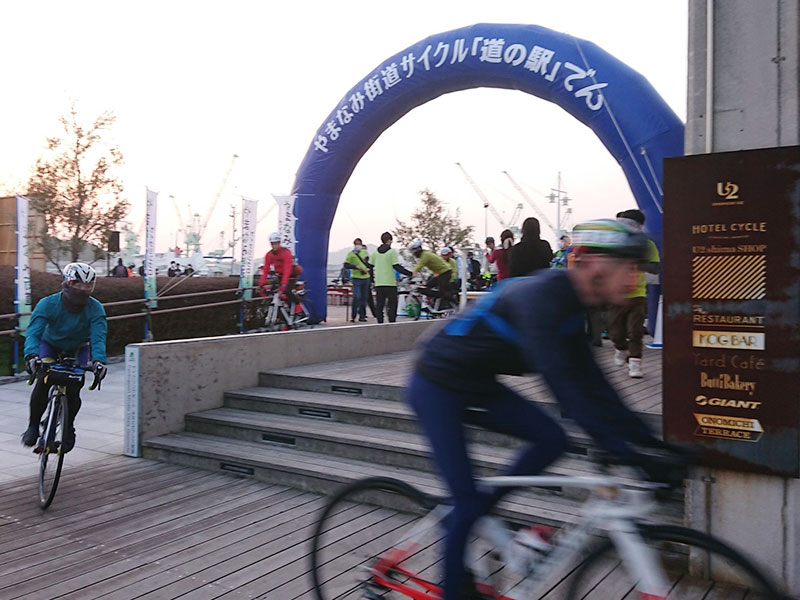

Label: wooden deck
[0,453,738,600]
[1,347,741,600]
[268,342,664,417]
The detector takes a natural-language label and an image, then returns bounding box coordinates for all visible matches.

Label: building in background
[0,195,46,272]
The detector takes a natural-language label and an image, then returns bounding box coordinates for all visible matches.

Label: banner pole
[14,195,32,374]
[144,188,158,342]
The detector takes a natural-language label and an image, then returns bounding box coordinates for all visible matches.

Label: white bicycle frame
[373,473,671,600]
[480,474,671,599]
[263,288,309,330]
[402,280,454,317]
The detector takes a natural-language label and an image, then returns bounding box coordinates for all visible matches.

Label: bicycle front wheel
[310,477,442,600]
[39,394,67,509]
[567,524,786,599]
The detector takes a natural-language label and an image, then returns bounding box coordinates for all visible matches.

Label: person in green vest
[343,237,372,322]
[409,239,453,303]
[609,209,660,378]
[439,246,459,301]
[370,232,413,323]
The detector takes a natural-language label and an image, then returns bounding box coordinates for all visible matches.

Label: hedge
[0,265,264,374]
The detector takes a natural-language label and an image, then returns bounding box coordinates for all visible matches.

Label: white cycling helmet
[63,262,97,292]
[439,246,453,256]
[269,232,281,243]
[409,239,423,251]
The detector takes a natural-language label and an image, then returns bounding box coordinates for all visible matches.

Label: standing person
[551,234,601,344]
[406,220,685,600]
[371,232,412,323]
[111,258,129,277]
[259,232,302,312]
[485,230,513,281]
[439,246,459,302]
[408,240,453,303]
[20,263,108,452]
[167,261,180,277]
[550,235,572,269]
[137,263,145,277]
[482,237,498,287]
[344,237,372,323]
[609,209,660,378]
[466,251,482,289]
[508,217,553,277]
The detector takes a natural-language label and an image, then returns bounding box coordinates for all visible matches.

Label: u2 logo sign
[717,181,739,200]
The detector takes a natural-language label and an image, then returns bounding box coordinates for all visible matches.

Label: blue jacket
[24,292,107,363]
[414,269,654,456]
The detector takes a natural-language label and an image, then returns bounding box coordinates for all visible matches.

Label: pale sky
[1,0,687,257]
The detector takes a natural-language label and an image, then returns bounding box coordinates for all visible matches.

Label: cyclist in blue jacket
[21,262,108,452]
[407,219,679,600]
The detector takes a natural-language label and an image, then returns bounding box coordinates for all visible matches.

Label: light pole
[547,171,573,237]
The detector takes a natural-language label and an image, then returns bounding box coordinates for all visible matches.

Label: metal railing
[0,284,273,374]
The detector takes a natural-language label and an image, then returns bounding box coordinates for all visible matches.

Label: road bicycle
[258,280,314,332]
[400,278,457,321]
[27,357,102,509]
[309,458,788,599]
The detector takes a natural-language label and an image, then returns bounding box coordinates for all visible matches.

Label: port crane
[501,170,566,239]
[455,162,522,239]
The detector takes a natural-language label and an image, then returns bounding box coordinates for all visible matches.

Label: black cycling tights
[29,374,82,429]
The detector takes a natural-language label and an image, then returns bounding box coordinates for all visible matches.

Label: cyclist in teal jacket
[21,262,108,452]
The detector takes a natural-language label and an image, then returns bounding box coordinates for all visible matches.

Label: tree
[26,103,129,268]
[394,189,474,259]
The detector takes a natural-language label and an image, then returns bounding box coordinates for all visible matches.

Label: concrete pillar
[685,0,800,592]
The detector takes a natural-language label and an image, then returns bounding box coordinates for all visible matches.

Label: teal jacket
[24,292,108,363]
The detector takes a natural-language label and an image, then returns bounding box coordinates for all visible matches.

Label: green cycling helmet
[571,219,649,261]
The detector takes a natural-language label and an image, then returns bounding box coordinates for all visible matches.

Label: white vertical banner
[239,196,258,300]
[144,188,158,308]
[124,345,141,457]
[15,195,32,332]
[272,194,296,254]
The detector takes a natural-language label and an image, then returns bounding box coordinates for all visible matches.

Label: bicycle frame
[402,282,455,319]
[367,473,670,600]
[264,290,310,329]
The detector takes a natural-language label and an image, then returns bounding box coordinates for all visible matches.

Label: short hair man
[344,238,372,322]
[369,232,413,323]
[610,209,660,378]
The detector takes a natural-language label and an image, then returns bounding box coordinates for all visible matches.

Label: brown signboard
[663,146,800,477]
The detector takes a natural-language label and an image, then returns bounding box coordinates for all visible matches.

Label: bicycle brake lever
[88,373,102,391]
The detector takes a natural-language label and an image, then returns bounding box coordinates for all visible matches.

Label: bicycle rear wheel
[293,296,314,329]
[405,296,422,321]
[38,394,67,509]
[567,524,787,599]
[310,477,443,600]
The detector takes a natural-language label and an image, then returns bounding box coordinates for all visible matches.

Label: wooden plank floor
[269,341,664,416]
[0,455,735,600]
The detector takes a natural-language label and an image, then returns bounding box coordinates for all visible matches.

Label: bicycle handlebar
[27,360,103,391]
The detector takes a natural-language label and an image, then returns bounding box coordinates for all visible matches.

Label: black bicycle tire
[566,523,787,599]
[39,393,67,509]
[310,477,439,600]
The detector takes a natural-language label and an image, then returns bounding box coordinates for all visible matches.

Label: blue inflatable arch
[292,23,684,320]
